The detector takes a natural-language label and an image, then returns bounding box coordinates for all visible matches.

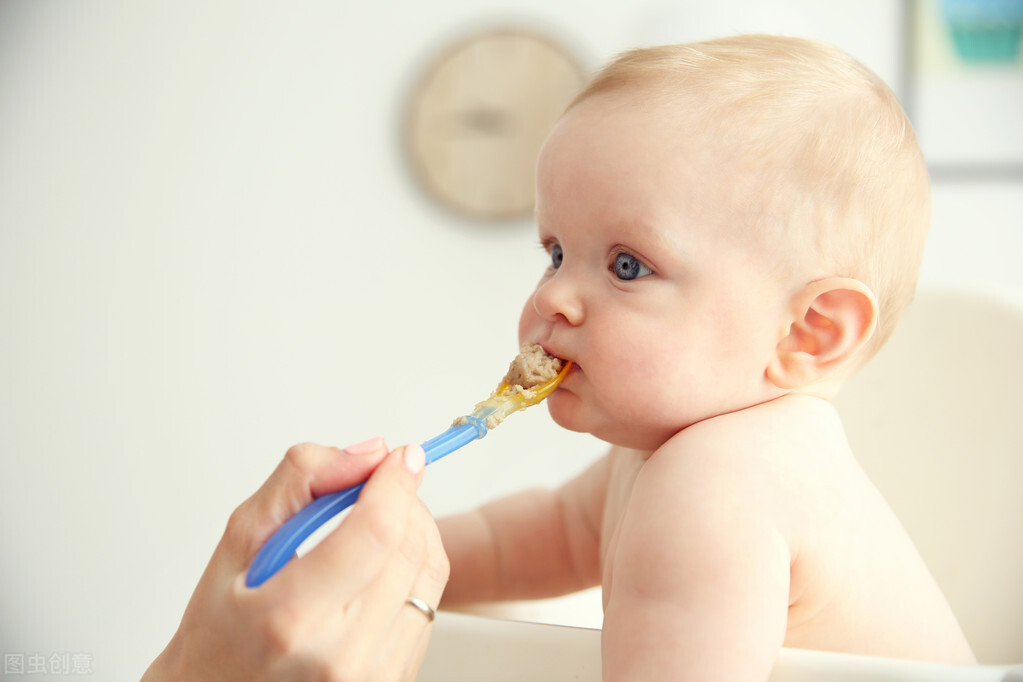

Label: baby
[437,35,975,680]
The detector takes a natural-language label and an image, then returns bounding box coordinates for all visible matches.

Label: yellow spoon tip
[456,344,571,431]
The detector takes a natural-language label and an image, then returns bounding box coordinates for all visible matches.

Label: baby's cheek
[545,390,585,433]
[607,345,663,389]
[516,297,538,343]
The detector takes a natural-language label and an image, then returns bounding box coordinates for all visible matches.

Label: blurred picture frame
[901,0,1023,177]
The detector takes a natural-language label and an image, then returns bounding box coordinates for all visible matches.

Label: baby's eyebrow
[616,216,688,261]
[654,230,688,260]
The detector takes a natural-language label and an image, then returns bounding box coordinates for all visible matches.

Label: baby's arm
[602,417,791,681]
[438,453,609,606]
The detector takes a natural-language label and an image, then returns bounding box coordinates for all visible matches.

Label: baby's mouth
[543,348,577,376]
[537,345,568,368]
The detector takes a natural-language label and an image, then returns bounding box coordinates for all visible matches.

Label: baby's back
[759,397,975,662]
[602,394,976,664]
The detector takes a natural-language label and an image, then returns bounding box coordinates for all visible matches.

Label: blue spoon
[246,357,571,588]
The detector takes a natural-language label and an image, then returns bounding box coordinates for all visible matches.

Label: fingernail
[403,443,425,474]
[343,436,384,456]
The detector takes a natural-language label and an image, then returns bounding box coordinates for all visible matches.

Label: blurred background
[1,0,1020,678]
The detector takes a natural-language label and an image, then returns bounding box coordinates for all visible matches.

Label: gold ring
[406,597,436,622]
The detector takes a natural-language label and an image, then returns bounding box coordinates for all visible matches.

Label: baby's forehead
[554,89,775,176]
[561,86,770,172]
[543,102,787,244]
[552,88,723,159]
[567,84,699,125]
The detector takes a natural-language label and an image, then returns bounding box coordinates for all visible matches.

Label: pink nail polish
[403,443,425,474]
[343,436,384,456]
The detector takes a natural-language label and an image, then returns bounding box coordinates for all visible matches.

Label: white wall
[0,1,1019,678]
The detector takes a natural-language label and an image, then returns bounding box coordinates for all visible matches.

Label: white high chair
[418,285,1023,681]
[833,284,1023,666]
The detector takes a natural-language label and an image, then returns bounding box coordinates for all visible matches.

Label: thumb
[225,439,390,563]
[274,443,428,600]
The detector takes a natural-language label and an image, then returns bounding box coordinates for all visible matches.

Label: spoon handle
[245,421,485,588]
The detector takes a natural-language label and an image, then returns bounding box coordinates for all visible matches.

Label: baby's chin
[545,390,587,434]
[545,391,636,445]
[550,394,681,451]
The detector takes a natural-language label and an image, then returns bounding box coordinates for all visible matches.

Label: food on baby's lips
[453,344,565,430]
[501,343,564,396]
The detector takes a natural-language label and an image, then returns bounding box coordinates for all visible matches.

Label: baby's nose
[532,271,584,326]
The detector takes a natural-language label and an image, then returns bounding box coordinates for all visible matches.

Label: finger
[312,437,392,497]
[390,499,449,623]
[399,511,451,680]
[272,444,425,606]
[406,498,450,610]
[370,499,450,682]
[314,491,433,679]
[346,494,434,640]
[223,439,389,565]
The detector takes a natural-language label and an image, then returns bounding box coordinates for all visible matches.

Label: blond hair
[572,35,930,359]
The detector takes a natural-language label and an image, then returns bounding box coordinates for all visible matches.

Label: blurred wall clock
[405,28,587,220]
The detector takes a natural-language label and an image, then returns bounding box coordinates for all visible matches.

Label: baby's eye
[612,252,653,281]
[549,243,564,270]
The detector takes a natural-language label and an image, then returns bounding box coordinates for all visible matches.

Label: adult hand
[143,439,449,681]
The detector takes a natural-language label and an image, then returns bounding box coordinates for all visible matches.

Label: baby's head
[521,36,929,448]
[569,35,930,361]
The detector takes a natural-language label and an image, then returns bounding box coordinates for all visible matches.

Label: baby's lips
[536,343,565,365]
[540,345,576,374]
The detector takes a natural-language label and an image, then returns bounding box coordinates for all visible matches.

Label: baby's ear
[767,278,878,390]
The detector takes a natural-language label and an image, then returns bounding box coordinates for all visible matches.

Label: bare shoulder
[617,398,824,571]
[603,405,798,680]
[640,396,848,514]
[682,398,977,662]
[677,394,847,457]
[614,396,975,663]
